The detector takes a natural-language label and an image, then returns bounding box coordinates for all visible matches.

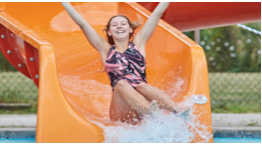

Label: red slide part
[138,2,261,31]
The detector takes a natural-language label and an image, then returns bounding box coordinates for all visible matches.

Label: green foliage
[0,106,37,114]
[0,52,17,72]
[184,21,261,72]
[184,22,261,113]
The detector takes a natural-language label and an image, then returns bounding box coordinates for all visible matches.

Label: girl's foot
[173,107,191,121]
[149,100,159,118]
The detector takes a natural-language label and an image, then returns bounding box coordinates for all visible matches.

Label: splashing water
[93,98,213,143]
[100,114,193,143]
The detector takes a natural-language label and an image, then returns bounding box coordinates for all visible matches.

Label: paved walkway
[0,113,261,138]
[0,114,36,128]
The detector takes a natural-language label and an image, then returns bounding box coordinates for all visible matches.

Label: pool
[0,138,261,143]
[0,138,35,143]
[213,137,261,143]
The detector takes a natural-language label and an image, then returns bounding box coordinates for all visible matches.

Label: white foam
[93,98,213,143]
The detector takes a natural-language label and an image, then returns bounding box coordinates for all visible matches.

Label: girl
[62,2,187,124]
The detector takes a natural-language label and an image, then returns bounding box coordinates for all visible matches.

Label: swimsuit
[105,42,147,90]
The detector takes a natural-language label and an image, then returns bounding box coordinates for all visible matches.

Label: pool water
[0,138,260,143]
[213,138,261,143]
[0,138,35,143]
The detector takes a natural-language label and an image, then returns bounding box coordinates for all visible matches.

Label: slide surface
[0,2,259,142]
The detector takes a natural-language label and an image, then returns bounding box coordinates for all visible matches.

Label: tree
[184,21,261,72]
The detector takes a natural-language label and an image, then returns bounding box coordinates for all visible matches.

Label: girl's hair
[104,15,141,45]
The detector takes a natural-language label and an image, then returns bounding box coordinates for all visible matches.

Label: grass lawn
[0,71,260,114]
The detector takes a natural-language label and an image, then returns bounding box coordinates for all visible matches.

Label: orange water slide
[0,2,259,143]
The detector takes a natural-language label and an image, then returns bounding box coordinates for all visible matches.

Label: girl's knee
[136,82,148,91]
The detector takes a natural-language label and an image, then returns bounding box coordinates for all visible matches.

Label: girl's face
[108,16,133,41]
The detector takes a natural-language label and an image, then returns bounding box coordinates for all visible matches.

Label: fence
[0,71,38,112]
[209,72,260,113]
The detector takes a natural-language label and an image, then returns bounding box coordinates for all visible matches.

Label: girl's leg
[136,82,177,112]
[109,80,151,124]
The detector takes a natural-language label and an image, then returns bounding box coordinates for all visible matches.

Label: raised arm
[133,2,170,46]
[61,2,109,54]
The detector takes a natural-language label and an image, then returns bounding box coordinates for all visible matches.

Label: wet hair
[104,15,141,45]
